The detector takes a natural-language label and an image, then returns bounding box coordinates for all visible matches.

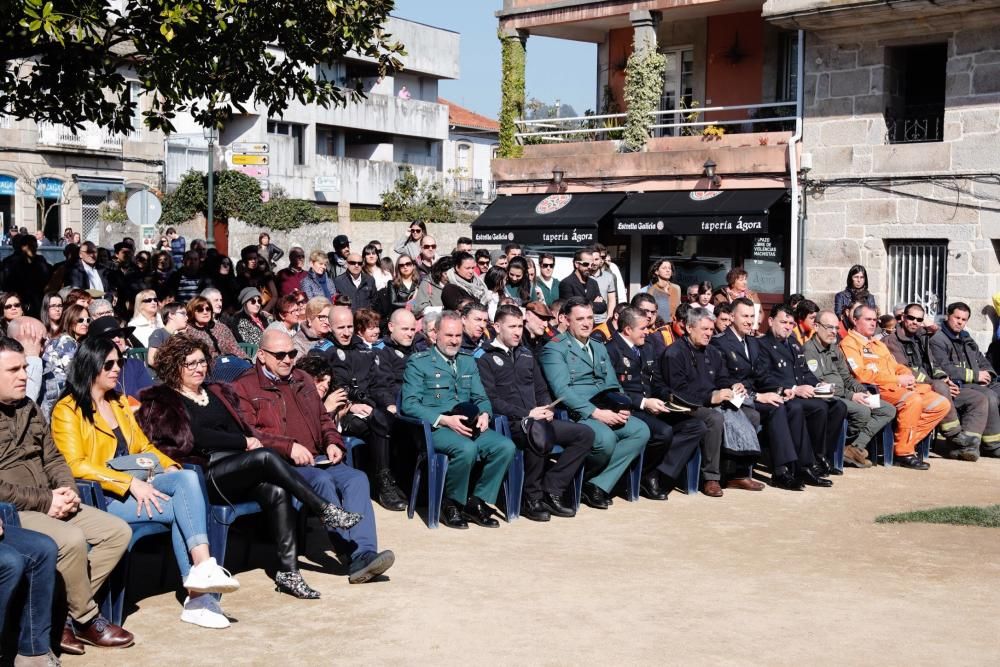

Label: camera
[336,377,367,403]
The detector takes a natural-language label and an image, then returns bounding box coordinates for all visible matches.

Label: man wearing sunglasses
[311,306,407,511]
[884,302,987,459]
[67,242,114,302]
[333,252,376,311]
[414,235,438,279]
[557,248,607,319]
[233,330,395,583]
[535,252,560,306]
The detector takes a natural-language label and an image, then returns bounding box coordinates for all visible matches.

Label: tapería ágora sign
[472,226,595,245]
[613,214,767,235]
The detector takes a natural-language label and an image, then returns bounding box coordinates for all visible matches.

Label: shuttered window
[887,240,947,319]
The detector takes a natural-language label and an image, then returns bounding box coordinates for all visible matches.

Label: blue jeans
[105,469,209,578]
[0,526,58,657]
[296,465,377,560]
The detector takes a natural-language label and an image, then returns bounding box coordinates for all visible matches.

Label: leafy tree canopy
[3,0,405,133]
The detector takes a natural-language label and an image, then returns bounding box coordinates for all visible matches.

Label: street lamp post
[203,126,219,249]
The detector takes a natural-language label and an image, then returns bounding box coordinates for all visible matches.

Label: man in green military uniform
[402,311,516,529]
[540,297,650,509]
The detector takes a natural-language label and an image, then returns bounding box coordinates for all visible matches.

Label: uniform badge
[623,358,631,368]
[336,349,346,361]
[493,357,504,366]
[807,359,819,372]
[374,357,380,366]
[395,349,404,358]
[434,372,441,378]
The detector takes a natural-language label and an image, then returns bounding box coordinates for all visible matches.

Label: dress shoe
[640,472,668,500]
[348,549,395,584]
[274,571,321,599]
[375,468,408,511]
[817,455,843,475]
[798,466,833,487]
[701,480,724,497]
[520,497,551,522]
[60,619,85,655]
[771,472,805,491]
[895,455,930,470]
[725,477,765,492]
[440,500,468,529]
[462,496,500,527]
[581,482,611,509]
[73,616,134,649]
[541,491,575,518]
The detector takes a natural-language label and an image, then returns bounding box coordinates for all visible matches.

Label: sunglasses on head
[262,348,299,361]
[102,358,123,372]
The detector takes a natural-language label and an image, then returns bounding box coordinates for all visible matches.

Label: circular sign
[126,190,162,226]
[534,194,573,215]
[690,190,723,201]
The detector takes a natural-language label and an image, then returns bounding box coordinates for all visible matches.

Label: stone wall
[226,218,486,270]
[800,25,1000,343]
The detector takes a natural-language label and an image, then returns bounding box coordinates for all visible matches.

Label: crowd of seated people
[1,230,997,664]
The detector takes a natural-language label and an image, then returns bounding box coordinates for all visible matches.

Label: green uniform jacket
[539,331,621,420]
[801,336,865,398]
[401,348,493,424]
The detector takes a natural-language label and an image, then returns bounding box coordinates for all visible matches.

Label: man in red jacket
[232,329,394,584]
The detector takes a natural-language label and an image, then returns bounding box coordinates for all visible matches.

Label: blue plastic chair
[181,464,262,568]
[75,478,170,626]
[493,415,524,522]
[682,449,702,495]
[395,412,449,529]
[832,420,848,472]
[625,446,645,502]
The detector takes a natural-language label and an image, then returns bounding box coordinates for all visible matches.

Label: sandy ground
[64,456,1000,666]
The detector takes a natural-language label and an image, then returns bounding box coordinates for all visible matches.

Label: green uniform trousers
[432,427,516,505]
[579,416,649,493]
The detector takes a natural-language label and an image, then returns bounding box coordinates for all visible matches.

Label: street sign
[314,176,339,192]
[234,165,269,178]
[232,142,269,154]
[231,154,269,165]
[261,191,271,203]
[126,190,162,227]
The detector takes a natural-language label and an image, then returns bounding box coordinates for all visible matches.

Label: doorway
[655,47,694,138]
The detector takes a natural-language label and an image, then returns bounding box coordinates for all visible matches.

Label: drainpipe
[787,29,805,293]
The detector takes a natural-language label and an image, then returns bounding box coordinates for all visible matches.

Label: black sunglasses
[540,262,554,268]
[347,261,363,266]
[398,261,413,267]
[141,297,159,304]
[903,314,922,322]
[102,358,124,372]
[262,348,299,361]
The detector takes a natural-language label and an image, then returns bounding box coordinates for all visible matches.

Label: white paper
[729,393,745,408]
[866,393,881,408]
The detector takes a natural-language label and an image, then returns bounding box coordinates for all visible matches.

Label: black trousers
[745,400,813,470]
[797,397,848,461]
[206,448,329,572]
[341,406,393,471]
[633,411,705,483]
[510,418,593,500]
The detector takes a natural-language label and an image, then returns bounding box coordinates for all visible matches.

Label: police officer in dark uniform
[759,303,845,479]
[657,306,760,497]
[371,309,427,413]
[605,307,704,500]
[475,305,592,521]
[313,305,408,510]
[711,298,819,491]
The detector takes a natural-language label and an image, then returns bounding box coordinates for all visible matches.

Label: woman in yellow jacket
[51,337,240,630]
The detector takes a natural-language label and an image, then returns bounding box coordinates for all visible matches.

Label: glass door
[656,48,694,137]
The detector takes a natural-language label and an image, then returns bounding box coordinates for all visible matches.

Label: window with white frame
[886,240,948,319]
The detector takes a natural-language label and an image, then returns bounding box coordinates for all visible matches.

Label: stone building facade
[765,0,1000,342]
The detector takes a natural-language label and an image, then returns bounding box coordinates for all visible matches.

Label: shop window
[886,240,947,319]
[884,44,946,144]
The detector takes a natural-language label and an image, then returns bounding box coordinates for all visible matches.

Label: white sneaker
[183,558,240,594]
[180,595,230,629]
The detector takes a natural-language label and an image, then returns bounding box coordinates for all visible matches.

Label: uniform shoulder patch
[493,356,504,366]
[806,359,818,372]
[395,349,405,358]
[315,339,333,351]
[336,349,346,361]
[472,348,486,359]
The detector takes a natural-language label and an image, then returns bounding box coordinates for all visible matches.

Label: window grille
[886,240,947,319]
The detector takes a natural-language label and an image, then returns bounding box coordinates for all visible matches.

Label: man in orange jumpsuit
[840,305,949,470]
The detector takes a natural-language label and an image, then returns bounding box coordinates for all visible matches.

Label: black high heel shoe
[321,504,362,530]
[274,571,320,599]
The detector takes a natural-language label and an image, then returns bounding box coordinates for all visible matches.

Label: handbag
[718,406,761,456]
[107,454,164,481]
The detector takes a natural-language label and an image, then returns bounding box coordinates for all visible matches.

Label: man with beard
[557,249,607,319]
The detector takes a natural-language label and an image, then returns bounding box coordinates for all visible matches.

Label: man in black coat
[711,298,823,491]
[371,309,427,413]
[758,303,845,480]
[475,305,592,521]
[66,241,113,299]
[557,248,607,318]
[312,305,406,510]
[657,306,759,497]
[0,234,51,316]
[605,307,703,500]
[333,252,377,311]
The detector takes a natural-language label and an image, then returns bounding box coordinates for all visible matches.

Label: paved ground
[66,456,1000,666]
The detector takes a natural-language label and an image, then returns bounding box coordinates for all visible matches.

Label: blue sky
[391,0,596,119]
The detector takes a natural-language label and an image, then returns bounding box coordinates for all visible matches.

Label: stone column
[629,10,659,55]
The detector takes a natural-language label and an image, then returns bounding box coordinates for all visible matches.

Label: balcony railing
[515,101,798,144]
[885,107,944,144]
[36,122,125,152]
[445,177,496,203]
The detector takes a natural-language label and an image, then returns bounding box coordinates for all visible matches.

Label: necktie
[448,357,457,376]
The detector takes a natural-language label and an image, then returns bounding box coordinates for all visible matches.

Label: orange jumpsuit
[840,330,950,456]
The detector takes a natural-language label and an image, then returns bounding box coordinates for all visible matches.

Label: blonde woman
[128,289,163,347]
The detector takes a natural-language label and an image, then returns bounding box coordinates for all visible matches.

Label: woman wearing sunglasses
[0,292,24,336]
[128,289,163,348]
[137,335,361,600]
[40,304,91,418]
[184,296,247,361]
[232,288,272,346]
[374,254,418,326]
[51,337,240,629]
